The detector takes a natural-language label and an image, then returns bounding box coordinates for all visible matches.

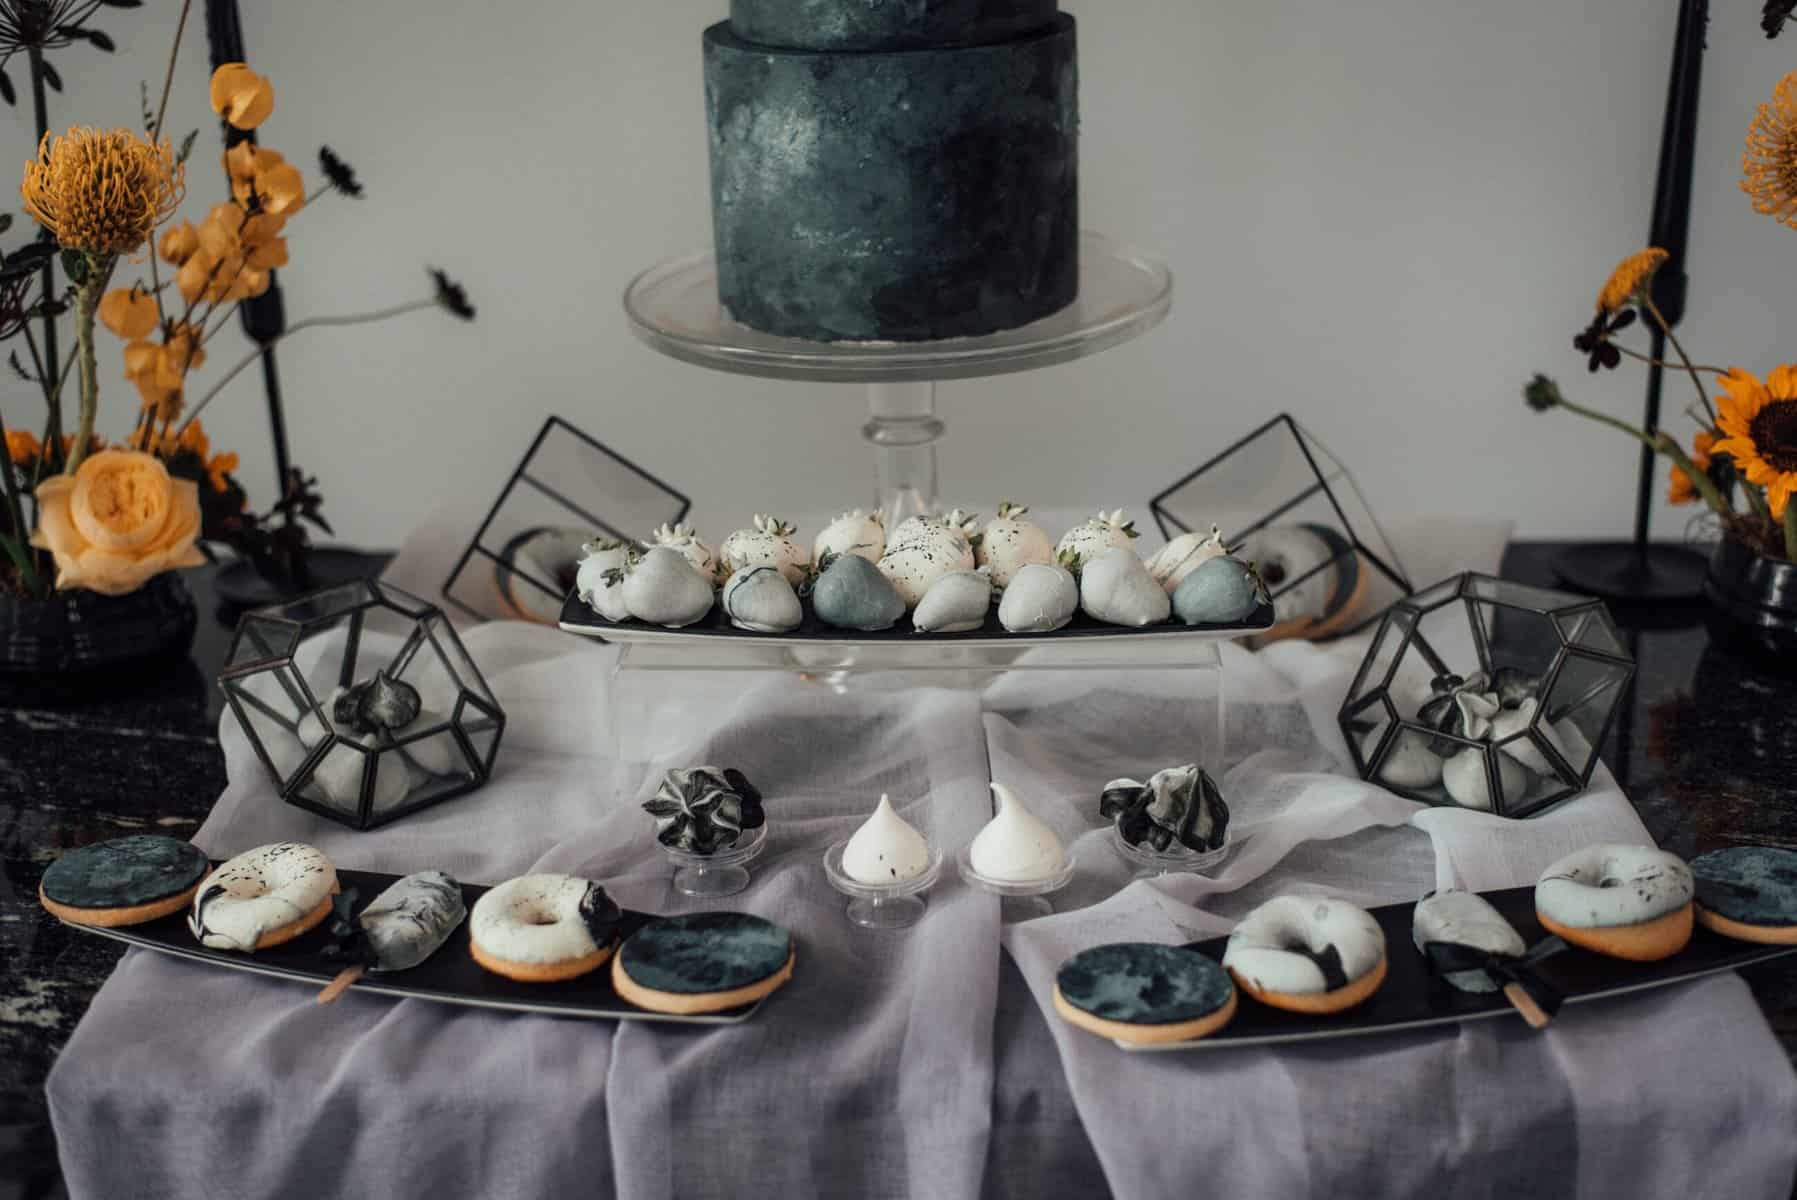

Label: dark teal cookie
[1692,847,1797,928]
[617,912,793,995]
[41,835,209,910]
[1055,943,1233,1025]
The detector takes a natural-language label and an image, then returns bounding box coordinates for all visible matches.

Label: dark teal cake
[703,7,1078,343]
[731,0,1059,51]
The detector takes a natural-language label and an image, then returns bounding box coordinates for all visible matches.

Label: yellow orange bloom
[222,143,303,216]
[98,285,159,339]
[158,221,200,266]
[20,127,184,256]
[205,451,238,492]
[1596,248,1670,315]
[30,449,204,594]
[1667,431,1716,505]
[210,64,274,131]
[165,323,205,374]
[6,428,38,465]
[1712,366,1797,518]
[1743,72,1797,229]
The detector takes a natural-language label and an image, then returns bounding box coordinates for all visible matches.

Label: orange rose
[30,450,204,594]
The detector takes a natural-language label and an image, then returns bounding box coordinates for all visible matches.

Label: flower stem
[1642,296,1719,425]
[150,0,193,143]
[0,408,42,595]
[1615,344,1728,376]
[1785,501,1797,564]
[64,258,116,474]
[174,297,439,437]
[1552,393,1732,516]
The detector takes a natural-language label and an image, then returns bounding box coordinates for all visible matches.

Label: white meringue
[842,794,932,885]
[969,783,1067,882]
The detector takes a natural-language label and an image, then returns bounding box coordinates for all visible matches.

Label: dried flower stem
[1642,296,1719,425]
[64,257,116,473]
[1552,392,1731,515]
[1616,345,1728,376]
[175,297,439,436]
[150,0,193,144]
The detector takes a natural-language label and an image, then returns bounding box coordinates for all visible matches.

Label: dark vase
[1703,538,1797,665]
[0,571,198,674]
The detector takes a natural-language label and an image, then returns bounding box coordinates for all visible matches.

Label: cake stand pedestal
[623,231,1173,529]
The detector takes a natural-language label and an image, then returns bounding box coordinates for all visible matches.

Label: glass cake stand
[956,846,1076,921]
[623,231,1173,529]
[1110,825,1236,880]
[823,840,944,930]
[660,822,767,898]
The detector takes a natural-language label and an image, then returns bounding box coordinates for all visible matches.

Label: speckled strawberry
[1055,509,1139,569]
[976,503,1054,589]
[877,509,979,608]
[649,522,715,578]
[812,508,885,564]
[719,514,809,586]
[575,537,637,622]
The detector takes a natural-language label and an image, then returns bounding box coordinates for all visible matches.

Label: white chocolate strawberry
[813,509,886,564]
[719,514,809,586]
[575,537,636,622]
[977,503,1054,589]
[877,510,978,608]
[1055,509,1140,569]
[650,521,715,578]
[1147,524,1227,594]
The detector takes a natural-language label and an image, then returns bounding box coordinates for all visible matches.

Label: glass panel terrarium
[219,580,505,830]
[1338,573,1633,818]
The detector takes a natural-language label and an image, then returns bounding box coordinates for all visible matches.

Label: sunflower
[20,127,184,256]
[1744,72,1797,228]
[1667,431,1716,505]
[1713,366,1797,517]
[1596,248,1669,314]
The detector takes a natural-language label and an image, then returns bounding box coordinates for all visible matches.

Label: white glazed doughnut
[468,873,624,983]
[187,842,338,952]
[1223,895,1387,1014]
[1535,844,1694,961]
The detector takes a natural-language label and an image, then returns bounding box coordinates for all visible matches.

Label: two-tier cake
[703,0,1080,343]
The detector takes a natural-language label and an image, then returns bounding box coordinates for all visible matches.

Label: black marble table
[2,546,1795,1199]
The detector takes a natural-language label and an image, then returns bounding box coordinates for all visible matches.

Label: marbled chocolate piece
[40,835,209,911]
[617,912,793,995]
[731,0,1058,51]
[358,871,466,973]
[1055,943,1232,1026]
[704,15,1078,343]
[1692,846,1797,928]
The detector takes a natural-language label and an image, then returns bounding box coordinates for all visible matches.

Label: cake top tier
[730,0,1059,52]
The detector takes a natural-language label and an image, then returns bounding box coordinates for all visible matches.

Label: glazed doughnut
[1535,844,1693,962]
[39,835,211,928]
[1052,943,1238,1045]
[188,843,338,952]
[469,874,624,983]
[612,912,796,1015]
[1223,895,1388,1014]
[1690,846,1797,946]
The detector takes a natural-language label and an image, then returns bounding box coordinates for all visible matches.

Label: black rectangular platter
[558,589,1276,643]
[1123,885,1797,1051]
[66,866,764,1026]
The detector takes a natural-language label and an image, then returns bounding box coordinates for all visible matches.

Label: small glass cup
[823,840,943,929]
[660,823,768,898]
[955,846,1076,921]
[1110,824,1234,880]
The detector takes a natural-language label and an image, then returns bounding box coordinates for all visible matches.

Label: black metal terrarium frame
[220,581,505,829]
[1149,413,1412,638]
[1338,573,1636,819]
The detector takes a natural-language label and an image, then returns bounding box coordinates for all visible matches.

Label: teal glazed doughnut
[1691,846,1797,944]
[39,835,211,927]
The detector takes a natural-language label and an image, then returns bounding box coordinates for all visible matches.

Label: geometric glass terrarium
[219,580,505,830]
[1338,573,1634,819]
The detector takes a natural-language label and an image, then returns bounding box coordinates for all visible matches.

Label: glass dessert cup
[823,840,943,930]
[1110,824,1234,880]
[955,846,1076,920]
[661,823,768,898]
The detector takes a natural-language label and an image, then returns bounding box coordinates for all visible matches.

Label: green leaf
[0,213,11,236]
[85,29,116,52]
[39,60,61,93]
[0,67,15,108]
[176,128,198,165]
[59,250,87,285]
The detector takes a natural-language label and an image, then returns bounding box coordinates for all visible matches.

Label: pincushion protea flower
[20,126,183,256]
[1743,72,1797,228]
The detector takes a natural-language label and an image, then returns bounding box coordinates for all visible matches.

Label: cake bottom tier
[703,14,1079,343]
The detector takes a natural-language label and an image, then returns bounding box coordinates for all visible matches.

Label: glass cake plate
[624,231,1172,384]
[660,822,768,898]
[1110,824,1236,879]
[823,841,944,930]
[956,845,1076,920]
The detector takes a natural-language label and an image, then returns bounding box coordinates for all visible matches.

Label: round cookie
[1224,895,1388,1015]
[1690,846,1797,945]
[469,874,623,983]
[188,842,339,952]
[39,835,211,928]
[1052,943,1238,1045]
[611,912,795,1015]
[1535,843,1693,962]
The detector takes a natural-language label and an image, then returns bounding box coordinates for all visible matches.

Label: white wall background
[3,1,1793,555]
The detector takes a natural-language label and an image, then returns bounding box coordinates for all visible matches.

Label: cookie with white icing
[612,912,795,1015]
[468,873,624,983]
[39,835,211,928]
[1223,895,1388,1014]
[1535,843,1693,962]
[1053,943,1237,1045]
[188,842,339,952]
